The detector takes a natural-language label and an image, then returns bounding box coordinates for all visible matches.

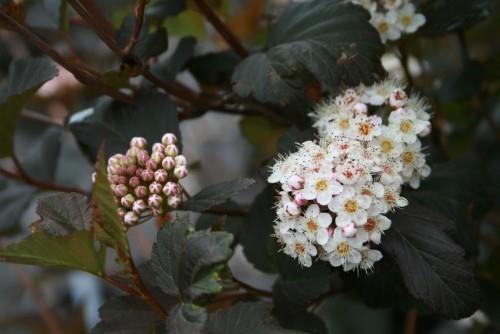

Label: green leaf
[69,89,180,160]
[146,0,186,21]
[0,230,105,275]
[187,51,240,86]
[33,192,91,236]
[91,295,165,334]
[204,301,304,333]
[231,0,384,104]
[0,57,58,157]
[151,215,234,300]
[240,185,280,273]
[180,178,255,212]
[382,202,481,319]
[92,149,129,255]
[43,0,69,31]
[0,180,36,234]
[420,0,498,36]
[166,304,207,334]
[151,37,196,83]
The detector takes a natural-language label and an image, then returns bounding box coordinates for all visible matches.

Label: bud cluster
[268,79,432,272]
[96,133,188,227]
[350,0,426,43]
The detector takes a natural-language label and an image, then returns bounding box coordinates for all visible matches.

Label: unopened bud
[134,185,148,198]
[133,199,147,214]
[342,222,357,238]
[151,151,164,164]
[352,102,368,115]
[130,137,147,149]
[117,176,128,185]
[120,194,135,208]
[148,194,163,208]
[174,155,187,166]
[124,211,139,226]
[285,202,301,217]
[163,182,179,196]
[117,207,127,217]
[129,176,141,188]
[108,154,122,166]
[114,184,128,197]
[127,146,140,158]
[121,155,135,167]
[141,169,154,182]
[152,143,165,153]
[117,166,127,176]
[287,175,304,191]
[137,151,150,167]
[389,88,408,108]
[154,169,168,183]
[173,165,188,179]
[126,165,137,176]
[167,195,181,208]
[145,159,158,171]
[164,144,179,157]
[149,181,163,194]
[161,133,177,145]
[294,192,307,206]
[161,156,176,170]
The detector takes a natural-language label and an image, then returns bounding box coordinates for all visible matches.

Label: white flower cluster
[268,79,432,271]
[350,0,426,43]
[93,133,188,227]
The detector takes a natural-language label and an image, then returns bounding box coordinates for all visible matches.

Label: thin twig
[193,0,249,58]
[204,206,249,217]
[21,110,64,127]
[123,0,147,56]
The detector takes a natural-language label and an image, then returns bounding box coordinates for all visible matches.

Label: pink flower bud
[126,165,137,176]
[173,165,188,179]
[120,194,135,208]
[164,144,179,157]
[167,195,181,209]
[149,181,163,194]
[352,102,368,115]
[130,137,147,149]
[327,226,334,238]
[117,176,128,185]
[108,164,120,175]
[154,169,168,183]
[342,222,357,238]
[135,168,144,177]
[108,175,119,184]
[294,192,307,206]
[127,147,140,158]
[141,169,155,182]
[133,199,147,214]
[151,151,164,164]
[114,184,128,197]
[152,143,165,152]
[285,202,301,217]
[122,155,135,167]
[163,182,179,196]
[117,207,127,217]
[148,194,163,208]
[174,155,187,166]
[162,133,177,145]
[287,175,304,190]
[389,89,408,108]
[129,176,141,188]
[145,159,158,171]
[137,151,150,167]
[134,185,148,198]
[117,166,127,176]
[124,211,139,226]
[161,156,176,170]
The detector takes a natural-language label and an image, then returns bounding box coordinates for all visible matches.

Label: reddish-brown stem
[104,276,140,296]
[404,309,418,334]
[123,0,147,56]
[204,206,249,217]
[193,0,249,58]
[142,69,203,104]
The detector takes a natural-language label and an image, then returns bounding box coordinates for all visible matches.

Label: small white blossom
[396,3,426,33]
[300,204,332,245]
[328,187,371,227]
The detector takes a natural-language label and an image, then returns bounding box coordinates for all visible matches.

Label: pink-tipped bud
[133,199,147,214]
[149,181,163,194]
[114,184,128,197]
[117,176,128,185]
[137,151,150,167]
[167,195,181,208]
[108,164,120,175]
[127,147,140,158]
[162,133,177,145]
[173,165,188,179]
[154,169,168,183]
[117,166,127,176]
[162,156,176,170]
[122,155,135,167]
[287,175,304,191]
[285,202,301,217]
[152,143,165,152]
[163,182,179,196]
[294,192,307,206]
[130,137,147,149]
[117,207,127,217]
[91,172,97,183]
[342,222,357,238]
[148,194,163,208]
[134,185,148,198]
[141,169,155,182]
[174,155,187,166]
[151,151,164,164]
[145,159,158,171]
[108,175,119,184]
[124,211,139,226]
[164,144,179,157]
[135,168,144,178]
[126,165,137,176]
[352,102,368,115]
[108,154,122,166]
[389,88,408,108]
[327,226,334,238]
[129,176,141,188]
[120,194,135,208]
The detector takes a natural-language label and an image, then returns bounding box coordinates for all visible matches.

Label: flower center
[401,15,412,26]
[344,200,358,213]
[378,22,389,33]
[307,219,318,232]
[315,179,328,191]
[339,118,350,129]
[364,218,376,232]
[402,151,414,164]
[295,243,305,254]
[384,193,395,204]
[400,120,413,133]
[358,122,372,136]
[336,242,350,256]
[381,139,393,153]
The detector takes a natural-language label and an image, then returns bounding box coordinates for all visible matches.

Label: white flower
[360,80,398,106]
[282,232,317,267]
[334,159,363,185]
[375,129,404,158]
[363,215,392,244]
[396,3,426,34]
[370,11,401,42]
[322,228,364,269]
[389,88,408,108]
[388,108,430,143]
[346,247,383,272]
[353,115,382,141]
[380,184,408,212]
[328,187,371,226]
[299,204,332,245]
[301,170,343,205]
[379,158,404,185]
[383,0,403,10]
